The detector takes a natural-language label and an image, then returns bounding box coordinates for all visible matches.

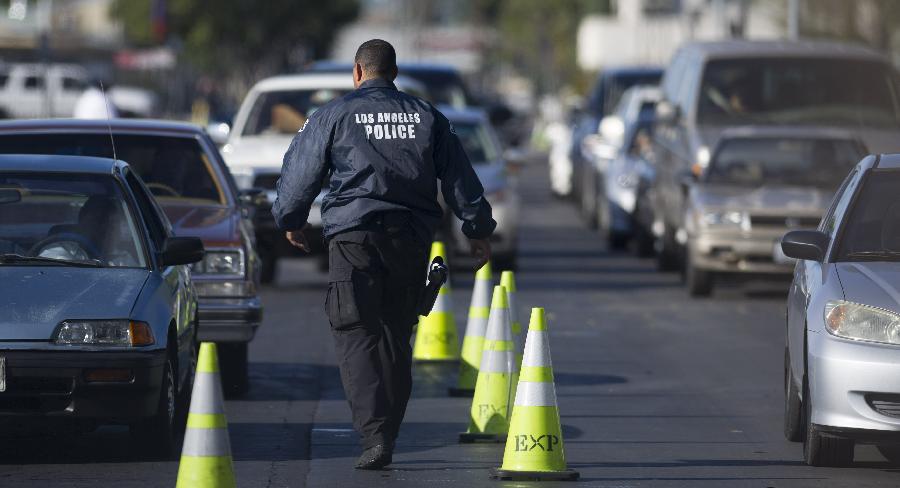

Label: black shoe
[354,444,393,470]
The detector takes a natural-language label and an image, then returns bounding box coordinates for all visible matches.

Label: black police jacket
[272,78,496,241]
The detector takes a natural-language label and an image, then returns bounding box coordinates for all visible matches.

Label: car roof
[250,72,423,94]
[716,125,861,141]
[676,39,886,61]
[438,106,488,124]
[0,118,205,136]
[0,154,123,174]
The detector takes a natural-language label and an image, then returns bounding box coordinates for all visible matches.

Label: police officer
[272,39,495,470]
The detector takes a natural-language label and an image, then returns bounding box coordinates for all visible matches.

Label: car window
[125,171,167,251]
[705,137,862,188]
[62,77,85,91]
[697,58,900,128]
[0,172,146,267]
[242,88,349,136]
[834,170,900,260]
[453,121,501,165]
[24,75,44,90]
[0,134,227,206]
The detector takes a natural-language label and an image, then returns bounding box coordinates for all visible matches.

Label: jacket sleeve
[432,111,497,240]
[272,110,333,231]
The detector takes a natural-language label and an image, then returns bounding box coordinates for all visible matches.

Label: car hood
[836,262,900,313]
[223,136,292,170]
[692,184,831,214]
[0,267,150,340]
[160,203,239,247]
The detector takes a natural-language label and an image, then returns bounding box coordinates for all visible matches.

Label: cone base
[447,387,474,397]
[489,467,580,481]
[458,432,505,443]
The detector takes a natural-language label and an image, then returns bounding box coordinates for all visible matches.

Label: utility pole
[787,0,800,40]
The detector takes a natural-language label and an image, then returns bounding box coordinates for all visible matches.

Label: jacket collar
[359,78,397,90]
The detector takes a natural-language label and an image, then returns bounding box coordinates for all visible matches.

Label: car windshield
[837,171,900,261]
[0,134,226,205]
[0,172,146,267]
[402,70,470,108]
[242,88,349,136]
[453,121,500,165]
[705,137,862,188]
[698,58,900,128]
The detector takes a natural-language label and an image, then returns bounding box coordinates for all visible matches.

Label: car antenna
[99,80,118,161]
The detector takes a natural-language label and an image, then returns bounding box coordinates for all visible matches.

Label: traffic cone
[490,308,579,481]
[459,285,518,443]
[500,271,524,367]
[448,260,492,396]
[413,241,459,362]
[176,343,236,488]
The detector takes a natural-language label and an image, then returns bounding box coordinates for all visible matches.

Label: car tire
[803,380,854,466]
[685,253,713,297]
[219,342,249,397]
[131,353,180,459]
[877,445,900,464]
[784,349,804,442]
[655,226,680,271]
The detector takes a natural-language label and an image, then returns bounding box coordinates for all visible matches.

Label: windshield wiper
[0,253,102,267]
[845,250,900,261]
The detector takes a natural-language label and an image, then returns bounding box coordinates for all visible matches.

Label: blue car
[0,154,203,455]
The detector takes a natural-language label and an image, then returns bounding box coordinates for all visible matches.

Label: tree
[111,0,359,78]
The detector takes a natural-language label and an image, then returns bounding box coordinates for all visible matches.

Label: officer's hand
[469,238,491,269]
[286,226,311,253]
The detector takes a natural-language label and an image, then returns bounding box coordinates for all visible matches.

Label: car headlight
[824,300,900,345]
[194,280,256,298]
[54,320,154,346]
[192,249,245,277]
[700,210,749,230]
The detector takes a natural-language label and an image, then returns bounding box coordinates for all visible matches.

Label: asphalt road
[3,159,900,487]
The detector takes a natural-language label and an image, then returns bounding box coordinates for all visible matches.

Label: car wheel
[877,445,900,464]
[219,342,249,397]
[784,349,803,442]
[803,380,854,466]
[655,226,680,271]
[633,224,655,257]
[131,353,179,459]
[685,252,713,297]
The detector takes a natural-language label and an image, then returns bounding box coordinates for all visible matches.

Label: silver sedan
[783,153,900,466]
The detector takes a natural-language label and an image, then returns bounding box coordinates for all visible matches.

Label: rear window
[589,72,663,116]
[0,134,227,206]
[698,58,900,128]
[242,89,348,136]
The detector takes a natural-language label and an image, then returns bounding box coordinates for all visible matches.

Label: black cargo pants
[325,212,429,449]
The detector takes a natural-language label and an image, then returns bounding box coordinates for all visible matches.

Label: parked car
[223,72,427,281]
[682,127,865,296]
[0,119,262,395]
[783,152,900,466]
[0,154,203,454]
[650,40,900,272]
[586,85,661,248]
[564,66,662,202]
[442,107,520,270]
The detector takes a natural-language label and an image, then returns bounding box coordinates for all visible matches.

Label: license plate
[773,241,795,265]
[0,357,6,392]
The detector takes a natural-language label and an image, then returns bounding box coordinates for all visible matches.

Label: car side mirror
[160,237,205,267]
[239,188,268,207]
[655,99,680,125]
[206,122,231,146]
[781,230,829,262]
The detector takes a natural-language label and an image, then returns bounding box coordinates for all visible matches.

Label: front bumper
[197,296,263,343]
[689,229,794,274]
[808,330,900,436]
[0,347,165,419]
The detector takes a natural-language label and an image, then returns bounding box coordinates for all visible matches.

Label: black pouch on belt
[417,256,448,316]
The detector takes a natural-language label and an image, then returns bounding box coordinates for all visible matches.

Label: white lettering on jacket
[355,112,420,140]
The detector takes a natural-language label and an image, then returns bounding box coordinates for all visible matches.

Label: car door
[123,169,195,380]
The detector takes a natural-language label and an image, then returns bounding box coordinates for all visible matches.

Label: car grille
[867,394,900,418]
[750,215,820,228]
